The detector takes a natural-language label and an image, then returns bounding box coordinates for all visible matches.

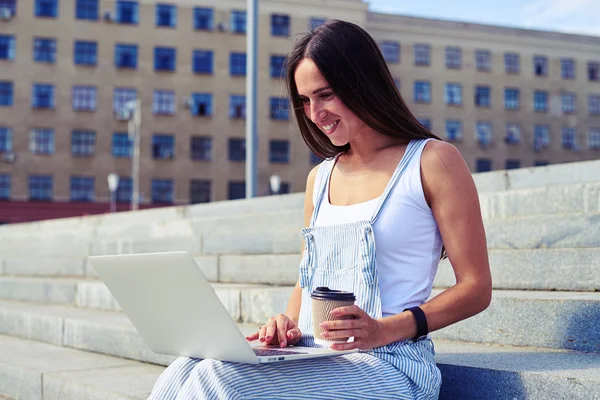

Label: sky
[367,0,600,37]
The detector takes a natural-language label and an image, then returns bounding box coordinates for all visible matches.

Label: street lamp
[107,173,120,213]
[124,100,141,211]
[269,174,281,195]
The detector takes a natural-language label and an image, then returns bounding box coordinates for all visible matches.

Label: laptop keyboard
[254,348,308,356]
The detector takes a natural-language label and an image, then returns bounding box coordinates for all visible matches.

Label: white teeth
[322,121,338,131]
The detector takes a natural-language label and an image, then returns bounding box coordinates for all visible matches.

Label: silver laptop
[88,251,356,364]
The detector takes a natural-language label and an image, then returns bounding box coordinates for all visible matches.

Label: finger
[265,321,277,343]
[321,329,357,341]
[286,327,302,344]
[330,305,365,318]
[320,318,360,331]
[258,325,268,342]
[245,331,259,341]
[330,340,359,351]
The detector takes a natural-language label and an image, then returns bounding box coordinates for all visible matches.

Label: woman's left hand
[319,305,387,351]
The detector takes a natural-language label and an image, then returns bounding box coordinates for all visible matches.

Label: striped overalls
[148,139,441,399]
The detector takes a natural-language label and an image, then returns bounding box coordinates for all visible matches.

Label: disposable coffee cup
[311,286,356,346]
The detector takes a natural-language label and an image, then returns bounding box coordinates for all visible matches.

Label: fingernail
[321,331,329,338]
[280,342,285,348]
[259,337,265,342]
[287,332,293,338]
[265,335,272,341]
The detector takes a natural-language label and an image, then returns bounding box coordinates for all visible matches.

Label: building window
[270,97,289,120]
[228,181,245,200]
[30,128,54,155]
[534,160,549,167]
[190,136,212,161]
[193,50,213,74]
[154,47,176,72]
[505,123,521,145]
[190,180,211,204]
[113,87,136,112]
[230,52,246,76]
[445,120,462,142]
[0,127,13,152]
[72,86,96,111]
[588,62,599,82]
[414,44,430,66]
[229,138,246,161]
[0,0,16,16]
[310,151,323,165]
[271,14,290,36]
[231,10,247,34]
[156,3,176,27]
[476,159,492,173]
[475,86,490,107]
[533,125,550,151]
[308,18,326,31]
[190,93,212,116]
[475,122,492,147]
[270,55,286,79]
[29,175,53,201]
[414,81,431,103]
[561,92,576,114]
[152,179,173,204]
[505,159,520,170]
[0,81,13,106]
[116,177,132,203]
[112,132,132,158]
[589,94,600,116]
[445,83,462,106]
[229,95,246,119]
[561,58,575,79]
[270,140,289,163]
[380,41,400,64]
[504,88,520,110]
[533,55,548,77]
[0,174,9,200]
[475,50,491,72]
[152,134,175,159]
[74,40,97,66]
[194,7,213,30]
[418,118,431,130]
[35,0,58,18]
[504,52,520,74]
[0,35,15,60]
[70,176,95,202]
[116,0,138,24]
[76,0,98,20]
[152,90,175,115]
[589,128,600,150]
[32,84,55,109]
[562,127,577,150]
[115,44,137,69]
[71,130,96,157]
[33,38,56,63]
[446,47,461,69]
[534,90,548,112]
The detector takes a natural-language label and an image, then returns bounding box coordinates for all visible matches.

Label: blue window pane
[112,132,132,158]
[193,50,213,74]
[29,175,53,201]
[230,52,246,76]
[152,179,173,203]
[70,176,95,202]
[30,128,54,154]
[32,84,55,109]
[271,14,290,36]
[33,38,56,63]
[0,0,16,15]
[269,140,289,163]
[152,134,175,159]
[475,86,491,107]
[228,181,245,200]
[231,10,246,33]
[154,47,176,71]
[0,35,15,60]
[0,174,10,200]
[194,7,213,30]
[270,97,289,120]
[76,0,98,20]
[35,0,58,18]
[116,0,138,24]
[504,88,520,110]
[0,127,13,152]
[115,44,138,68]
[476,159,492,172]
[418,118,431,130]
[534,91,548,112]
[156,3,176,27]
[270,55,286,79]
[381,41,400,63]
[71,130,96,157]
[74,40,97,66]
[0,81,13,106]
[308,18,326,31]
[190,93,212,116]
[229,95,246,119]
[116,177,132,203]
[228,138,245,161]
[414,81,431,103]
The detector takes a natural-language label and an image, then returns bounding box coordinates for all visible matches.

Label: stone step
[1,332,600,400]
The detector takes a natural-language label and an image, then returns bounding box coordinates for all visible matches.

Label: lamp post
[246,0,258,198]
[269,174,281,195]
[107,173,120,213]
[125,100,141,211]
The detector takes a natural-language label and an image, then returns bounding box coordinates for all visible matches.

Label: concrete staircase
[0,160,599,400]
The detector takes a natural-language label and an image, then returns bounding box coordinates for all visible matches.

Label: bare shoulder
[421,140,468,174]
[305,164,320,195]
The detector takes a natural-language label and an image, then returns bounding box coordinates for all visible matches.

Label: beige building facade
[0,0,599,216]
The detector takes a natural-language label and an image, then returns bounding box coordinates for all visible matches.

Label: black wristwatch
[404,306,429,340]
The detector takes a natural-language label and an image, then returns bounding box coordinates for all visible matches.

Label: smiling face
[294,58,369,147]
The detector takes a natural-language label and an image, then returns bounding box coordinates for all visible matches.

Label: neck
[342,128,405,165]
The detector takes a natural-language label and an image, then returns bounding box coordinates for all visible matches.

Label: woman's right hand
[245,314,302,348]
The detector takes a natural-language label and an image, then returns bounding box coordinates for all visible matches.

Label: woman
[149,19,491,399]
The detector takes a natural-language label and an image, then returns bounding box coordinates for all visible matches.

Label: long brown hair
[286,19,442,159]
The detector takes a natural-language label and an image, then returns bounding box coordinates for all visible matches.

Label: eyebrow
[298,86,331,97]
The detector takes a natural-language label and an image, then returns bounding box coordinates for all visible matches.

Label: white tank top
[312,139,443,317]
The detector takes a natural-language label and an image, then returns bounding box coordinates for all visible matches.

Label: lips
[320,120,339,134]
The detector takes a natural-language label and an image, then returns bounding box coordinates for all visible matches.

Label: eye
[299,97,310,105]
[320,92,334,100]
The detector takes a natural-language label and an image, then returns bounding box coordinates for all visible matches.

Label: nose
[309,101,326,123]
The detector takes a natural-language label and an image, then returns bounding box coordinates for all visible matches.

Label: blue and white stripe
[148,139,441,400]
